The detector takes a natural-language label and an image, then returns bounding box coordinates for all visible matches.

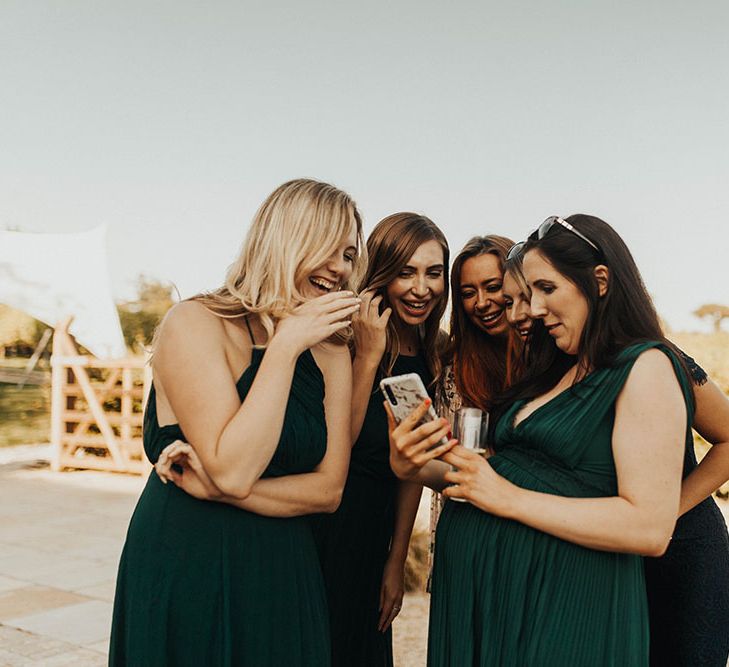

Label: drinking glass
[453,407,489,454]
[450,407,489,502]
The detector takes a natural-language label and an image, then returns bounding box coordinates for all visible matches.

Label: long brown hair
[359,213,449,383]
[447,235,521,411]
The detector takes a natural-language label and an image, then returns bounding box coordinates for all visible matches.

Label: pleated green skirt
[429,490,648,666]
[110,474,330,666]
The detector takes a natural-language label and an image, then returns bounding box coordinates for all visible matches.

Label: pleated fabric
[312,353,431,667]
[110,349,331,667]
[429,342,695,667]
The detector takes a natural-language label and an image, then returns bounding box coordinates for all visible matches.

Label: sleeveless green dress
[110,348,331,666]
[429,342,694,666]
[312,353,431,667]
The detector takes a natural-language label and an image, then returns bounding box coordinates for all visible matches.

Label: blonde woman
[110,179,364,666]
[312,213,449,666]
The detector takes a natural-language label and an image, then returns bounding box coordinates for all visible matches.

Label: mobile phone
[379,373,449,447]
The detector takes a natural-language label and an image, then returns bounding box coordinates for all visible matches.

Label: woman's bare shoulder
[154,301,227,365]
[311,340,352,378]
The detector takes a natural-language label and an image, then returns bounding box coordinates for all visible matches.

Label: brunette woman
[312,213,449,666]
[503,244,729,666]
[389,214,704,665]
[110,179,364,666]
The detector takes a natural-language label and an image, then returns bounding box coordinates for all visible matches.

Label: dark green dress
[429,342,694,666]
[110,348,331,666]
[312,353,431,667]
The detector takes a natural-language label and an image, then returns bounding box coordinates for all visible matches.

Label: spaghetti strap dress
[109,344,331,666]
[428,342,694,667]
[312,352,431,667]
[645,351,729,666]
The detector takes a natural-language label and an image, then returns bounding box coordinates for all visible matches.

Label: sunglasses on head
[507,216,600,261]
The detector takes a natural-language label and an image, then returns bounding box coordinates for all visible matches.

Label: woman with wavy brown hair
[312,212,449,666]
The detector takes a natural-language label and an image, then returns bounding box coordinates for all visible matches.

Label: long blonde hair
[193,178,366,343]
[360,212,449,383]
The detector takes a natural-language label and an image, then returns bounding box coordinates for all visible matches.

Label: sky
[1,0,727,332]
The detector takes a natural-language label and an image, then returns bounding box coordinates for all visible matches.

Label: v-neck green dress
[428,342,694,667]
[110,348,331,666]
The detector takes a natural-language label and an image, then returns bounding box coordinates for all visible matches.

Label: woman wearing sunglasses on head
[312,213,449,666]
[503,232,729,666]
[389,214,722,665]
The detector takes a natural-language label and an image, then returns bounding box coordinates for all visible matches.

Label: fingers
[395,417,450,455]
[358,289,375,318]
[367,294,382,318]
[414,438,457,466]
[155,440,192,484]
[395,399,432,433]
[441,445,480,469]
[309,290,357,305]
[378,596,403,632]
[384,401,396,431]
[441,484,464,500]
[379,307,392,326]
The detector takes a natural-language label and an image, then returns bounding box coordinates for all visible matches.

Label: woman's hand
[274,291,361,355]
[441,445,517,516]
[378,553,405,632]
[386,400,456,480]
[352,290,391,364]
[155,440,223,501]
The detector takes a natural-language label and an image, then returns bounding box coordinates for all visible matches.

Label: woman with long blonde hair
[110,179,364,666]
[312,212,449,666]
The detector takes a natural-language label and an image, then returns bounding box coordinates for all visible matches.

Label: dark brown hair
[359,212,449,382]
[494,213,692,409]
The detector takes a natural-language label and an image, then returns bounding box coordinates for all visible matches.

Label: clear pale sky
[1,1,727,331]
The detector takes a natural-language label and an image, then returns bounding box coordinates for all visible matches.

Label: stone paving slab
[0,625,105,666]
[5,599,113,647]
[0,586,89,622]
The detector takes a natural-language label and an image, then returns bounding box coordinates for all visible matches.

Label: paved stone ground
[0,461,145,666]
[0,455,726,666]
[0,459,431,666]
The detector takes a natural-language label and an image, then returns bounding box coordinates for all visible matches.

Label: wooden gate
[50,321,151,474]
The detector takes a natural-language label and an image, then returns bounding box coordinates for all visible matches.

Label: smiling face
[522,249,589,355]
[385,239,445,326]
[502,270,533,339]
[459,253,509,337]
[301,222,358,299]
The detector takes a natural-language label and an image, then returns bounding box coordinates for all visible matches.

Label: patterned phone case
[379,373,449,446]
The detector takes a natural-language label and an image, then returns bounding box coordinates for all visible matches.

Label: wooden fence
[50,322,151,474]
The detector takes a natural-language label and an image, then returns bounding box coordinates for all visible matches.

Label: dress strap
[244,315,257,346]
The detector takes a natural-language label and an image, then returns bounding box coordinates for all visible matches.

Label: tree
[693,303,729,333]
[117,276,176,352]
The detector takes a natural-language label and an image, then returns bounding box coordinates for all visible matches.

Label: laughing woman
[312,213,449,666]
[110,179,364,666]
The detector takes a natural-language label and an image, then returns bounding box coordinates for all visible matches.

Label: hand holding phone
[380,373,449,448]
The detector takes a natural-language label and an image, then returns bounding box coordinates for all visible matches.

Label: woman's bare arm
[679,377,729,515]
[441,350,685,556]
[220,342,353,515]
[153,294,359,498]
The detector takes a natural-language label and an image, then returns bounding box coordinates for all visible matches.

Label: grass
[0,382,50,447]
